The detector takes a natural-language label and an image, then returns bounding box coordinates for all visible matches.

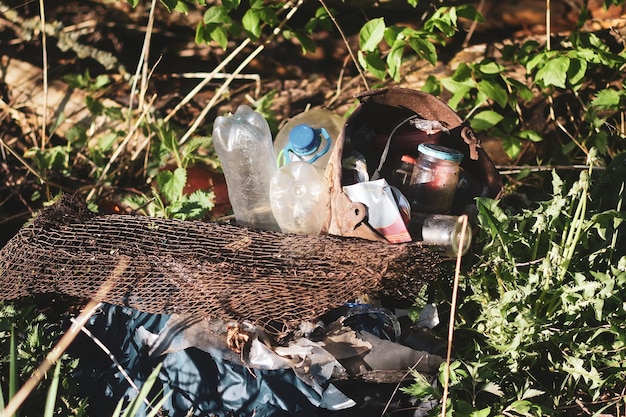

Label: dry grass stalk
[0,256,130,417]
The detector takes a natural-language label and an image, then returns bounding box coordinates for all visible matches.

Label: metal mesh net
[0,194,441,339]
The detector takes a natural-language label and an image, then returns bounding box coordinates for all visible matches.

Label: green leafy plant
[404,149,626,415]
[0,300,87,416]
[357,5,482,82]
[427,21,626,163]
[121,123,218,220]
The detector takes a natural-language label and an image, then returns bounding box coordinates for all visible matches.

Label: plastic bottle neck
[277,125,332,166]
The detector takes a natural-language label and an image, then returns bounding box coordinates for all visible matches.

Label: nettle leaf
[204,6,228,24]
[519,130,544,143]
[456,4,484,22]
[470,110,504,131]
[440,77,475,110]
[502,135,523,160]
[291,30,317,54]
[359,17,386,52]
[159,0,180,12]
[242,8,262,39]
[481,382,504,397]
[536,56,570,88]
[173,1,189,13]
[195,23,207,45]
[507,77,534,102]
[470,408,492,417]
[592,89,623,109]
[478,61,503,75]
[422,75,441,95]
[408,36,437,66]
[158,167,187,202]
[525,52,546,73]
[566,57,587,89]
[383,25,404,47]
[222,0,240,10]
[400,371,439,399]
[477,80,508,108]
[211,25,229,49]
[358,50,386,80]
[386,40,405,81]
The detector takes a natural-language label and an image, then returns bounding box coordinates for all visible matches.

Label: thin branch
[0,257,130,417]
[318,0,369,90]
[72,317,154,410]
[178,0,304,145]
[546,0,551,52]
[380,358,424,417]
[38,0,48,149]
[440,215,469,417]
[496,164,605,175]
[164,39,251,123]
[128,0,157,130]
[462,0,485,48]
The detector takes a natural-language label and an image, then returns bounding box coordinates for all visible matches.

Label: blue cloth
[69,304,323,417]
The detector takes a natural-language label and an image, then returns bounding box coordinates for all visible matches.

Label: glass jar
[408,144,464,214]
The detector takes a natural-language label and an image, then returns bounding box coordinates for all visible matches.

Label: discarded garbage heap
[0,88,502,416]
[0,194,444,416]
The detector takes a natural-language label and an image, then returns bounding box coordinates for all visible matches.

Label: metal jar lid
[417,143,464,163]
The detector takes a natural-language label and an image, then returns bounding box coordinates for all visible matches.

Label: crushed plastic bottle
[269,161,330,235]
[212,105,280,231]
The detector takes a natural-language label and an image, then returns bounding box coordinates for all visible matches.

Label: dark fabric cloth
[69,304,322,417]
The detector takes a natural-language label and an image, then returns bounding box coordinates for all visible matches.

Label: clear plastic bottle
[269,161,330,235]
[274,108,344,174]
[408,144,464,214]
[212,104,280,231]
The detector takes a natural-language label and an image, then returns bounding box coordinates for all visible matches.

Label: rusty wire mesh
[0,194,441,339]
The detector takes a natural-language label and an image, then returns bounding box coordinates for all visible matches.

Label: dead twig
[128,0,157,130]
[164,39,252,124]
[38,0,48,149]
[440,215,469,417]
[178,0,304,145]
[380,358,425,417]
[72,315,155,411]
[318,0,369,91]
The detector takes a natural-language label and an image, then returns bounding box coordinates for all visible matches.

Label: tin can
[408,144,463,214]
[409,214,472,256]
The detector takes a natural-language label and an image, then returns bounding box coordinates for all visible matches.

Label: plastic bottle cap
[417,143,464,163]
[401,154,417,164]
[289,124,321,156]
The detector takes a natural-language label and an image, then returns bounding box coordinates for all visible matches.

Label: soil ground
[1,0,625,243]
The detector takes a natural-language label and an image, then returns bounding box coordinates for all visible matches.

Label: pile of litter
[0,194,446,416]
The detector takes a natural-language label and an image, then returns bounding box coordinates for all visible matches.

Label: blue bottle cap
[418,143,464,163]
[289,124,321,156]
